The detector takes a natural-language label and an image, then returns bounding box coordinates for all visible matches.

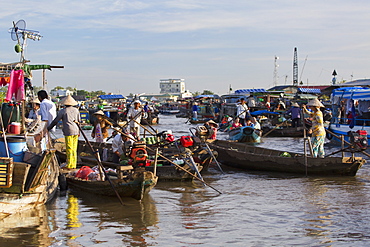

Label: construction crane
[293,47,298,86]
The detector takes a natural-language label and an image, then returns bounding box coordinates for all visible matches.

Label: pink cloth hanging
[6,69,25,102]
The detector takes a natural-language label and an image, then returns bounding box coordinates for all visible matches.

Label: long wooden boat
[0,149,60,219]
[261,126,304,137]
[55,139,206,181]
[63,166,157,201]
[208,140,366,176]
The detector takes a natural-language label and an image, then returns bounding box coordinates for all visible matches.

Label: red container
[357,130,367,136]
[180,136,193,147]
[7,122,21,134]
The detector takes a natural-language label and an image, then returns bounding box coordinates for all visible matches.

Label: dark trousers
[113,153,120,164]
[239,118,246,126]
[291,118,300,127]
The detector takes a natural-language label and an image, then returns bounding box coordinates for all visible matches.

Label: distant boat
[328,87,370,143]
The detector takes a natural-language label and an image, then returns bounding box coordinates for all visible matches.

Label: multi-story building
[159,79,186,94]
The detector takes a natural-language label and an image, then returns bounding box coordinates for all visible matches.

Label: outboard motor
[348,130,368,151]
[130,141,148,166]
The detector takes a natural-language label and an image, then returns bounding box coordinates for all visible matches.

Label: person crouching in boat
[303,99,325,158]
[204,120,218,140]
[112,129,135,164]
[47,95,81,169]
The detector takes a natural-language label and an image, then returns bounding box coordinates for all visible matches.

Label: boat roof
[333,87,370,100]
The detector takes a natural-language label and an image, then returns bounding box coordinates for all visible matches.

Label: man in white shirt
[236,98,249,126]
[34,90,57,149]
[127,100,143,139]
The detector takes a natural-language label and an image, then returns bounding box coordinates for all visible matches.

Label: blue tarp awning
[250,110,280,116]
[333,87,370,100]
[235,89,267,94]
[298,88,321,94]
[98,94,125,100]
[195,95,215,98]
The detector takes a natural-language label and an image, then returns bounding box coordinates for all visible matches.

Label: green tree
[202,90,214,95]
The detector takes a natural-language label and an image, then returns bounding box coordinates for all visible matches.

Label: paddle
[75,121,125,206]
[261,119,289,138]
[110,126,222,194]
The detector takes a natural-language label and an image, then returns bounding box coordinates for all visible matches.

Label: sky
[1,0,370,96]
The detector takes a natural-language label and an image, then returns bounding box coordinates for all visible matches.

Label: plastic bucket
[7,122,21,134]
[0,136,27,162]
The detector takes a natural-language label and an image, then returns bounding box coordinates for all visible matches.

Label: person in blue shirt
[285,102,301,127]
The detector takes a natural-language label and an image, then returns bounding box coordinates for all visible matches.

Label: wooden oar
[146,145,222,194]
[325,128,370,159]
[75,121,125,206]
[110,126,222,194]
[261,119,288,138]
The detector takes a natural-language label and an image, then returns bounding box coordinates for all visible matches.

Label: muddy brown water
[0,115,369,246]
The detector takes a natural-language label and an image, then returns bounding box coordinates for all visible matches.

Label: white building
[159,79,186,94]
[50,89,74,97]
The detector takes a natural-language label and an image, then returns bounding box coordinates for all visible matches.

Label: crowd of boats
[1,20,370,221]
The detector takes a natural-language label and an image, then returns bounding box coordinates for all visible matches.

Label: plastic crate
[0,157,13,188]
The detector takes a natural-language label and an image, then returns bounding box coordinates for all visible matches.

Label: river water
[1,115,370,246]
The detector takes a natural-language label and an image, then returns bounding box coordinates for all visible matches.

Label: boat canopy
[234,89,267,94]
[332,87,370,100]
[99,94,125,100]
[298,88,321,94]
[194,95,216,99]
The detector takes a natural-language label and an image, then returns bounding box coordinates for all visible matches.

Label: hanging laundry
[6,69,25,102]
[0,77,10,86]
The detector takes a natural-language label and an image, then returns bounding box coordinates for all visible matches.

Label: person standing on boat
[236,98,249,126]
[285,102,301,127]
[358,100,370,125]
[91,110,110,143]
[303,98,325,158]
[330,93,341,123]
[47,95,81,169]
[127,100,144,139]
[34,90,57,149]
[192,102,199,120]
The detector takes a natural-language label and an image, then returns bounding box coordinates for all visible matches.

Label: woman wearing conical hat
[302,98,325,158]
[47,95,81,169]
[91,110,111,143]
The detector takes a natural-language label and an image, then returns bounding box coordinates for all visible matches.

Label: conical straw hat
[306,98,324,108]
[93,110,105,116]
[60,95,77,106]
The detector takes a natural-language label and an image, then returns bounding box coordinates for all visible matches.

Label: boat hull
[0,150,60,219]
[209,140,365,176]
[66,170,157,201]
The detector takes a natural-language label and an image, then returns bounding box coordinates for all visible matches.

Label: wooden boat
[55,139,206,181]
[228,126,262,143]
[0,149,60,219]
[260,126,304,137]
[209,140,366,176]
[63,165,157,201]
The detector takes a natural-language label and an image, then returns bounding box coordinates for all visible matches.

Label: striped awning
[333,87,370,100]
[234,89,267,94]
[298,88,321,94]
